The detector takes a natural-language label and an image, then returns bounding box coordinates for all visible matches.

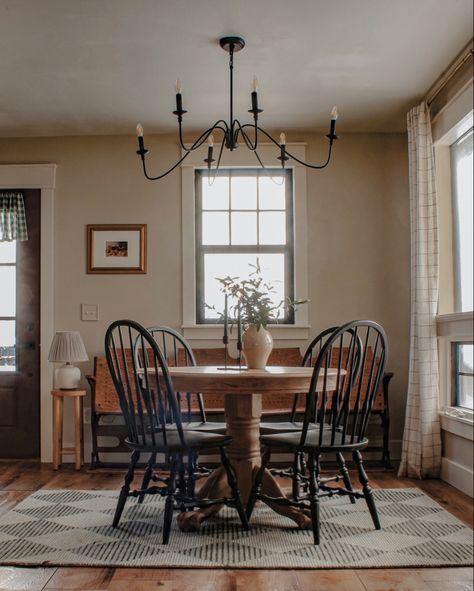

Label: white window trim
[181,142,309,341]
[437,310,474,435]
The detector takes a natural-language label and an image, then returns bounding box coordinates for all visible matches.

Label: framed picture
[87,224,147,274]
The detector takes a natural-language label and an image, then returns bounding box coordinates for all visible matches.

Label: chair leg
[381,412,393,469]
[308,452,321,545]
[113,450,140,528]
[291,452,301,500]
[187,450,197,499]
[246,447,271,520]
[336,452,356,504]
[163,454,178,544]
[138,452,156,504]
[353,449,381,530]
[220,447,249,531]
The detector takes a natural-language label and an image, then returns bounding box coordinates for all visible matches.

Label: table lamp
[48,331,89,390]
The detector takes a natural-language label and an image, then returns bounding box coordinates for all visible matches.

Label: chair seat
[182,421,227,434]
[260,429,368,453]
[259,421,318,434]
[126,429,231,453]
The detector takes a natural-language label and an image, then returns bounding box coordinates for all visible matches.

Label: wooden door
[0,190,40,457]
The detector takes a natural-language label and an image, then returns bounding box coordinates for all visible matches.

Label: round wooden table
[167,365,340,531]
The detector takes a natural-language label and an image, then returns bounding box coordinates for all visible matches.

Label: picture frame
[87,224,147,274]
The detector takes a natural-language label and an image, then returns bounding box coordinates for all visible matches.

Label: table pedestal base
[177,393,312,532]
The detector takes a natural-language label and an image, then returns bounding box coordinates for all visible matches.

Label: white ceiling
[0,0,472,138]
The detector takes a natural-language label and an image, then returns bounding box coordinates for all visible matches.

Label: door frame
[0,164,56,462]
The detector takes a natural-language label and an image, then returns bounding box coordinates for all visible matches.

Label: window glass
[195,169,293,323]
[259,211,286,245]
[202,176,229,210]
[231,176,257,209]
[451,129,473,312]
[203,253,285,320]
[453,343,473,410]
[0,241,16,372]
[202,212,229,245]
[0,267,16,316]
[259,176,286,210]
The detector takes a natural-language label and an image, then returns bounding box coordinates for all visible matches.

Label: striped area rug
[0,488,472,568]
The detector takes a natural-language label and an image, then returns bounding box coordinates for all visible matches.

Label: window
[195,168,294,324]
[451,128,473,313]
[0,240,16,372]
[452,342,473,410]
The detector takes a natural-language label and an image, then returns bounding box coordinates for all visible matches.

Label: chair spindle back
[105,320,185,448]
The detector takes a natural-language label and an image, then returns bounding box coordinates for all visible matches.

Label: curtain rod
[426,40,473,106]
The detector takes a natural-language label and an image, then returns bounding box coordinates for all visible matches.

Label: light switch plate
[81,303,99,321]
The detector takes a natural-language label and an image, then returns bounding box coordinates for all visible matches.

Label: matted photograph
[87,224,147,274]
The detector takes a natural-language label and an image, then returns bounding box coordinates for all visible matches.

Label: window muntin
[0,241,16,372]
[195,168,294,324]
[451,128,473,313]
[452,342,473,411]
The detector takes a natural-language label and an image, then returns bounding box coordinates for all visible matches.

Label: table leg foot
[258,467,313,529]
[176,466,228,532]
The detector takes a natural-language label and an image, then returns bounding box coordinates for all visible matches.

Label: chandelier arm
[141,149,192,181]
[252,149,266,169]
[234,121,258,151]
[178,121,229,153]
[206,134,227,183]
[255,126,335,169]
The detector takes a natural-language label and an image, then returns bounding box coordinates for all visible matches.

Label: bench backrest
[90,346,384,415]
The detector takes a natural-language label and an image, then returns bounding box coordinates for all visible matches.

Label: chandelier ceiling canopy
[135,36,339,180]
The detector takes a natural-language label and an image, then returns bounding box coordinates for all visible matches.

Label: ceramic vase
[242,324,273,369]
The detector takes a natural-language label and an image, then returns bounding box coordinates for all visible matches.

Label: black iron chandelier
[135,36,338,180]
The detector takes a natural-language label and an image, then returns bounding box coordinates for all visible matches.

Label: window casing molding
[181,142,309,341]
[437,311,474,432]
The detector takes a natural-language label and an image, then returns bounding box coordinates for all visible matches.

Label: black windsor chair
[137,326,226,502]
[259,326,362,501]
[146,326,226,434]
[246,320,388,545]
[105,319,248,544]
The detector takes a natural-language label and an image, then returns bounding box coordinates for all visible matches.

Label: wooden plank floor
[0,460,472,591]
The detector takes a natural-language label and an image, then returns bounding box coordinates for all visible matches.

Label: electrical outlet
[81,303,99,321]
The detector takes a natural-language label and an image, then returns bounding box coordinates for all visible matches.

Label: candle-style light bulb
[328,106,338,139]
[136,123,146,155]
[279,132,286,146]
[250,76,259,114]
[208,134,214,148]
[175,79,184,114]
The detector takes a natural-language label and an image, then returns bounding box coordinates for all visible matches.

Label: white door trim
[0,164,56,462]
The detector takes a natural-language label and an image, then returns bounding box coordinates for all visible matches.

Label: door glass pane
[0,267,16,316]
[231,212,257,244]
[0,241,16,263]
[203,253,285,319]
[259,212,286,244]
[259,176,286,209]
[231,177,257,209]
[202,212,229,245]
[0,320,15,372]
[202,176,229,210]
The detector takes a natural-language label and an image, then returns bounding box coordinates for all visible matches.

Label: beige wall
[0,131,410,457]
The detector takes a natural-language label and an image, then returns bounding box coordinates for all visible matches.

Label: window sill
[440,408,474,441]
[182,324,311,341]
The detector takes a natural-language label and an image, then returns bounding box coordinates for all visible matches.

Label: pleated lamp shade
[48,332,89,363]
[48,332,88,389]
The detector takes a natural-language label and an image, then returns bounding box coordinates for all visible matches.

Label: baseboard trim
[441,457,473,497]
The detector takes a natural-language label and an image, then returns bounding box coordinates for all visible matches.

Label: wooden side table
[51,389,86,470]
